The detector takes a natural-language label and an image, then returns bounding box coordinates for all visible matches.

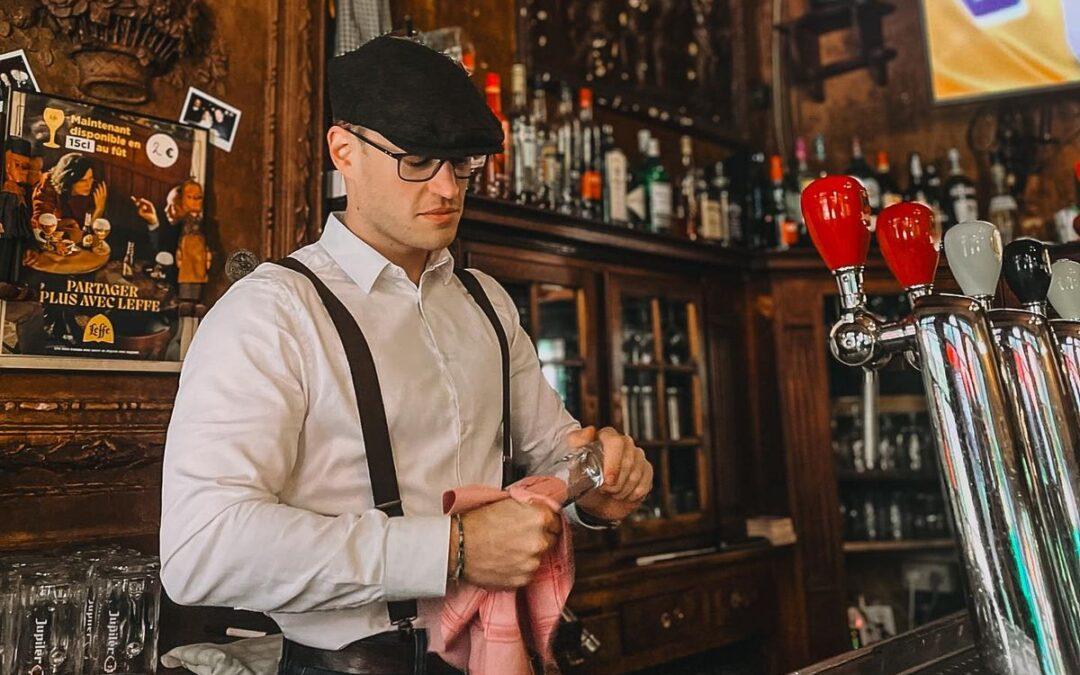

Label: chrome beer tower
[802,176,1080,675]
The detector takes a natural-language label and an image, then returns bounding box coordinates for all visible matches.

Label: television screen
[921,0,1080,103]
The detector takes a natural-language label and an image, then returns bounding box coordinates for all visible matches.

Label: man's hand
[450,499,561,589]
[131,196,158,226]
[571,426,653,522]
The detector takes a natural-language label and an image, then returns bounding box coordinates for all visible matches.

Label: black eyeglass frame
[336,123,487,182]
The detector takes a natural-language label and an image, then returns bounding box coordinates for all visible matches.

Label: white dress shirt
[160,212,591,649]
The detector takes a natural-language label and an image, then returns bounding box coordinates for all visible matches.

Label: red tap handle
[801,176,872,271]
[876,202,940,290]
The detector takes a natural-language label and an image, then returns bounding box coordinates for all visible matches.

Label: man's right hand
[451,499,561,589]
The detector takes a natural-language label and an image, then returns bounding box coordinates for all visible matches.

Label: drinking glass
[562,440,605,506]
[11,566,86,675]
[87,558,161,675]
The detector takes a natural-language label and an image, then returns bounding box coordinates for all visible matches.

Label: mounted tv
[920,0,1080,104]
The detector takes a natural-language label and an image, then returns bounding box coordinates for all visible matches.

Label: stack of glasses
[0,546,161,675]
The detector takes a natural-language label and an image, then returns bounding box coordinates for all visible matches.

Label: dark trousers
[277,631,464,675]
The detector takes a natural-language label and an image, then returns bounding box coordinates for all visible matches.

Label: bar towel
[425,475,574,675]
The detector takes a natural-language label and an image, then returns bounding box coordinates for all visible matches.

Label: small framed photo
[0,49,40,94]
[180,87,241,152]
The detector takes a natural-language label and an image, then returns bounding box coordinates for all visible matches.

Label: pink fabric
[424,475,574,675]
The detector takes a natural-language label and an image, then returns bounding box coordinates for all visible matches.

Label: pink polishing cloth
[423,475,574,675]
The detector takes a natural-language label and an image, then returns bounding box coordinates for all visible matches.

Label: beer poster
[0,90,208,368]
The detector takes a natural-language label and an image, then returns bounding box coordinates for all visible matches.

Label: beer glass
[87,558,161,675]
[11,567,86,675]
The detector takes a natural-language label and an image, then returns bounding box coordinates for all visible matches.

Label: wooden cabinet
[606,272,713,543]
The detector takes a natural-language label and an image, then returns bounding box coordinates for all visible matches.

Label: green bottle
[643,138,672,234]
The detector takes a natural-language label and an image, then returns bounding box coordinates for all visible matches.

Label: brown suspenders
[270,256,512,629]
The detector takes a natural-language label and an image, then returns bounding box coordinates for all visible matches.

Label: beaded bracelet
[451,513,465,583]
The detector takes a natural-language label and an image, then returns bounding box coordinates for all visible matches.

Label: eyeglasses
[337,123,487,182]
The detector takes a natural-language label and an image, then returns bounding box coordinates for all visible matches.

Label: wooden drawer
[712,569,772,636]
[620,588,706,653]
[576,612,621,665]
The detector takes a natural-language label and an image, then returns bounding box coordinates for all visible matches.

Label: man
[132,179,204,273]
[159,35,653,675]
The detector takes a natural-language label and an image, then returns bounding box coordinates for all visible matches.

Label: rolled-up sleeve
[159,271,449,613]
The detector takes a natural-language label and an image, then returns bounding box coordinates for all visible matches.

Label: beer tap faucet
[1004,239,1053,316]
[1048,259,1080,429]
[942,221,1003,312]
[802,175,906,369]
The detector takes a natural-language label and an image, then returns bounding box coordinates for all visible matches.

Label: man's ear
[326,126,359,175]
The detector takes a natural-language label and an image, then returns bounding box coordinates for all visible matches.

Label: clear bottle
[643,138,672,234]
[675,135,699,239]
[987,154,1018,244]
[554,83,576,214]
[601,124,628,226]
[532,79,558,210]
[942,148,978,231]
[626,129,652,230]
[508,64,536,204]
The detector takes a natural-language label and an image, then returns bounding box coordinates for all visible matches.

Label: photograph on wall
[1,90,209,366]
[180,87,241,152]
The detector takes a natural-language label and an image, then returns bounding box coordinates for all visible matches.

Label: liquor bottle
[601,124,628,226]
[941,148,978,231]
[699,162,723,242]
[903,152,930,205]
[924,161,946,226]
[532,79,558,210]
[509,64,536,204]
[811,133,829,178]
[643,138,672,234]
[692,165,710,242]
[876,151,902,209]
[675,135,699,239]
[714,161,740,245]
[122,241,135,279]
[626,129,652,230]
[577,88,602,220]
[770,155,798,249]
[554,83,576,214]
[987,154,1018,243]
[1053,161,1080,243]
[745,152,772,249]
[482,72,509,199]
[847,138,881,213]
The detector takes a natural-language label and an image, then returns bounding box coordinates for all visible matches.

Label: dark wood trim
[263,0,326,257]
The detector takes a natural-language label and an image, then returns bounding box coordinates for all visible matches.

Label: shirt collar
[319,212,455,293]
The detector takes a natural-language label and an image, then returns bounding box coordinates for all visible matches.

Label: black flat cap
[328,36,504,157]
[6,137,31,156]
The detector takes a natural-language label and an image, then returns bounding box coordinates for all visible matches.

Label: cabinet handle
[660,612,672,629]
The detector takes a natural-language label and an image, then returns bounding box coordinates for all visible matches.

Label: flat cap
[328,35,504,157]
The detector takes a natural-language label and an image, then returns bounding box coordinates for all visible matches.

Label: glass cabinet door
[609,273,711,542]
[465,247,600,429]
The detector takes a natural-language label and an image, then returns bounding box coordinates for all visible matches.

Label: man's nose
[426,161,461,200]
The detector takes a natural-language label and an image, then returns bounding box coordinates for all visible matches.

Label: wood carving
[38,0,206,104]
[0,436,161,472]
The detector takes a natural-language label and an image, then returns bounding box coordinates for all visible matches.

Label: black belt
[280,632,463,675]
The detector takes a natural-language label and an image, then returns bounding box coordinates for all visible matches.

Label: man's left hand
[567,426,653,522]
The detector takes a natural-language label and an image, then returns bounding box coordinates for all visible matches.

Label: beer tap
[942,221,1002,312]
[801,175,906,369]
[1004,239,1053,316]
[804,175,1076,674]
[1049,260,1080,420]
